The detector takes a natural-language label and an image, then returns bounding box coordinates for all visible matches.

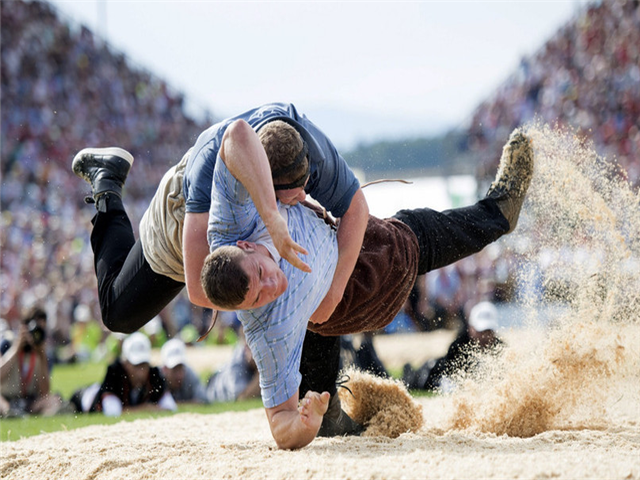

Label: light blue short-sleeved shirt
[209,157,339,408]
[184,102,360,218]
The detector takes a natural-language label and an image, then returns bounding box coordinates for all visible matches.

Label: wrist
[324,285,344,307]
[262,209,283,229]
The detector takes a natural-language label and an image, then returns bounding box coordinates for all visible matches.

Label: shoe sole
[72,147,134,181]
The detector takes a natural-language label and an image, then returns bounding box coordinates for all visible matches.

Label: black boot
[486,129,534,233]
[317,393,364,437]
[72,147,134,208]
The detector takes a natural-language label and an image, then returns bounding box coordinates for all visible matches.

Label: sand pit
[1,379,638,480]
[3,124,640,479]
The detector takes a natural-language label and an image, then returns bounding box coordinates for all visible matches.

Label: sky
[48,0,588,150]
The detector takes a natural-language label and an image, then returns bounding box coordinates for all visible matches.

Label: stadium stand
[1,0,212,348]
[464,0,640,187]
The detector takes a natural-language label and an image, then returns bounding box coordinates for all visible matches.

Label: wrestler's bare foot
[298,391,330,432]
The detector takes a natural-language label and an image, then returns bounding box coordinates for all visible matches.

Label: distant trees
[344,130,474,179]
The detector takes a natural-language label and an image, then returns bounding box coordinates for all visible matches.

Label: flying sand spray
[449,122,640,437]
[340,123,639,438]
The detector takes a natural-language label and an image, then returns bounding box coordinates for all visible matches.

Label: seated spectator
[206,338,260,403]
[160,339,207,404]
[72,332,176,416]
[0,307,64,417]
[402,301,505,392]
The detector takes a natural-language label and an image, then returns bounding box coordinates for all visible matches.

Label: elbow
[185,285,200,306]
[274,437,290,450]
[268,420,312,450]
[226,119,254,143]
[186,290,209,310]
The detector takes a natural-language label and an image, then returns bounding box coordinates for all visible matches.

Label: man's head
[259,120,309,205]
[121,332,151,386]
[22,306,47,351]
[467,301,499,347]
[201,241,288,311]
[161,338,187,388]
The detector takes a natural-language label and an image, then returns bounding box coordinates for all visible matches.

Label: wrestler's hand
[264,212,311,273]
[309,287,341,325]
[298,390,330,431]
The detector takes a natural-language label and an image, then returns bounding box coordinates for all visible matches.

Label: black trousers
[300,198,509,396]
[90,194,184,333]
[394,197,509,275]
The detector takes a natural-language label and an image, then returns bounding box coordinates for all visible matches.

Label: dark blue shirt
[183,102,360,218]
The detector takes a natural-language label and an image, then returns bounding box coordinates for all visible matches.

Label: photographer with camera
[0,307,64,417]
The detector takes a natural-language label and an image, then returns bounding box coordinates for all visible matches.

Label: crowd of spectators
[1,0,211,348]
[465,0,640,187]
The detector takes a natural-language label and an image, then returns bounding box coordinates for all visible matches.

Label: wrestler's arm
[265,390,330,450]
[310,188,369,324]
[219,119,311,272]
[183,212,221,309]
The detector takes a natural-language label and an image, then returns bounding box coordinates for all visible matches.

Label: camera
[27,320,46,346]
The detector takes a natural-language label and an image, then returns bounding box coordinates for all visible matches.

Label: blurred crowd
[1,306,260,417]
[1,0,211,344]
[2,0,639,411]
[465,0,640,187]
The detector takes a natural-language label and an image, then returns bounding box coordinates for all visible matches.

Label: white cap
[143,315,163,335]
[121,332,151,365]
[468,301,499,332]
[74,304,91,323]
[161,338,187,369]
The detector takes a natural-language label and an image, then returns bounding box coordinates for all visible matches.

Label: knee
[102,313,138,334]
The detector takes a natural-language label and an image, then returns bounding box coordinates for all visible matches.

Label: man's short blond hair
[258,120,309,185]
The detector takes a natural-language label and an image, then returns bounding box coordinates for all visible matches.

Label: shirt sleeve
[184,141,218,214]
[207,155,260,251]
[183,122,229,214]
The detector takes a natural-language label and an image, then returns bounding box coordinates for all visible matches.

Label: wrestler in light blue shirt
[208,155,339,408]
